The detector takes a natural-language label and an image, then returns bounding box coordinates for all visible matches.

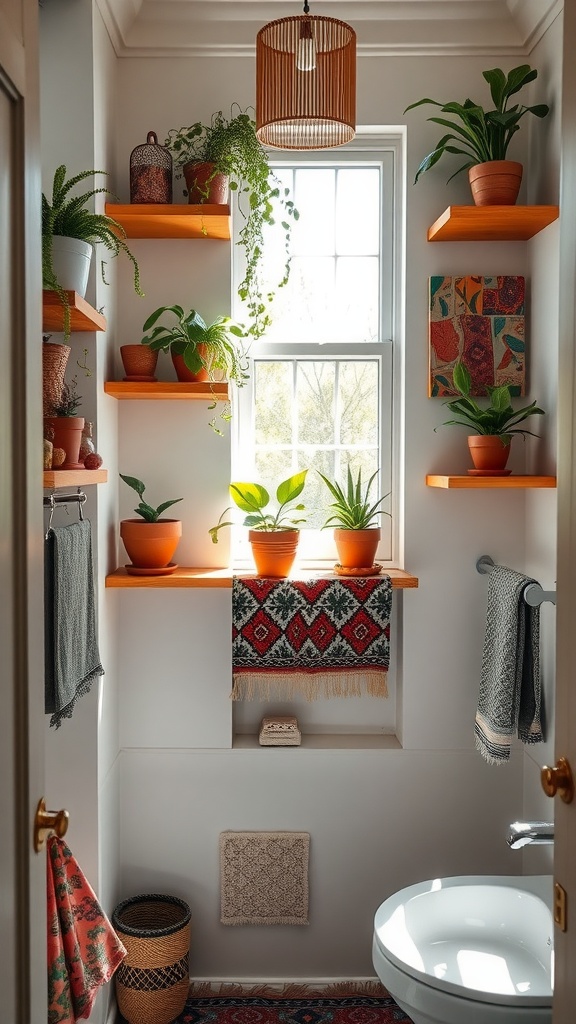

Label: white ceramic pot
[50,236,93,297]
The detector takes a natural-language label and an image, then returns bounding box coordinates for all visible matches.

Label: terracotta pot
[248,529,300,578]
[120,518,182,569]
[45,415,85,469]
[334,528,381,569]
[468,160,523,206]
[120,344,158,381]
[183,162,229,205]
[42,341,71,417]
[468,435,511,472]
[171,347,209,382]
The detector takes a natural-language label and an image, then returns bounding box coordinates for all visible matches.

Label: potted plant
[318,467,391,570]
[119,474,183,574]
[209,470,308,577]
[404,65,549,205]
[141,304,248,385]
[440,361,545,473]
[44,376,85,469]
[164,108,298,340]
[42,165,144,338]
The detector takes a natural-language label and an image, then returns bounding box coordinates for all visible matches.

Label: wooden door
[0,0,45,1020]
[554,2,576,1018]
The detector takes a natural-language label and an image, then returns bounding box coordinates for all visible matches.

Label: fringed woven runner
[173,982,412,1024]
[220,831,309,926]
[232,577,392,700]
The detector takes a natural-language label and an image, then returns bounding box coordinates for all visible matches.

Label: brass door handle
[34,797,69,852]
[541,756,574,804]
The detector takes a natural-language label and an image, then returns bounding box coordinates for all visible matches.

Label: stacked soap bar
[259,715,301,746]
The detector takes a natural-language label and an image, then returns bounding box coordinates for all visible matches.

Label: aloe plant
[318,467,390,530]
[120,474,183,523]
[209,471,308,543]
[440,362,545,444]
[405,65,549,184]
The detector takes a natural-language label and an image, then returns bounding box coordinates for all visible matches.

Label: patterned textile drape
[232,576,392,700]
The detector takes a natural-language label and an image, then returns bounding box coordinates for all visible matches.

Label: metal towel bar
[476,554,556,607]
[43,490,87,539]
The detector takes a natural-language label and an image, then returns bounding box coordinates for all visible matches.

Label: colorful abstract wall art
[429,275,525,397]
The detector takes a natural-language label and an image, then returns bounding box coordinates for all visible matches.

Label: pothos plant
[209,471,308,543]
[165,108,299,341]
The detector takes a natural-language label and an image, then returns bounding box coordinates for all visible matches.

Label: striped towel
[475,564,544,764]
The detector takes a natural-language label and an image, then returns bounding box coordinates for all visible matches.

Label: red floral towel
[47,835,126,1023]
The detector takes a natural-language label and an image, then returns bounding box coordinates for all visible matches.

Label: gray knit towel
[475,564,543,765]
[45,520,104,728]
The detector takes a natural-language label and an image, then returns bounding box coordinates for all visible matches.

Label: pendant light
[256,1,356,150]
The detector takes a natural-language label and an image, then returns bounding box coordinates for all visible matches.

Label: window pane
[336,168,380,254]
[296,362,335,445]
[254,361,293,445]
[336,257,379,342]
[339,362,379,445]
[293,168,335,255]
[265,257,335,343]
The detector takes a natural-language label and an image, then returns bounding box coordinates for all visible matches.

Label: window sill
[105,566,419,589]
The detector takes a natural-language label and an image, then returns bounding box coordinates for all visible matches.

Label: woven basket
[42,341,71,417]
[112,894,191,1024]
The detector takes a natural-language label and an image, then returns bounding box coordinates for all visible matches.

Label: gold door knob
[541,756,574,804]
[34,797,69,852]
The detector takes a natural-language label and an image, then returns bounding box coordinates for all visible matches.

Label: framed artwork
[429,275,525,397]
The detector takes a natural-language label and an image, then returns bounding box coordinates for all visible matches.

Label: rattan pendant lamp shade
[256,2,356,150]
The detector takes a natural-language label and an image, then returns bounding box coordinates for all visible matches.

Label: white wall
[40,5,562,987]
[110,46,557,978]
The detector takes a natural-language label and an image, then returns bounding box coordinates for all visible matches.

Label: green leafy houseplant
[405,65,549,184]
[318,467,390,530]
[209,471,308,543]
[141,305,248,385]
[441,362,545,443]
[119,474,183,523]
[165,108,298,340]
[42,165,144,338]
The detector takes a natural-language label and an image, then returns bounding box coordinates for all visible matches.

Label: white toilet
[372,874,553,1024]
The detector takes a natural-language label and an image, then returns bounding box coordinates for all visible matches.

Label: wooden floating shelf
[105,203,231,240]
[42,291,107,332]
[426,474,557,489]
[106,567,419,590]
[104,381,228,401]
[427,205,559,242]
[44,469,108,488]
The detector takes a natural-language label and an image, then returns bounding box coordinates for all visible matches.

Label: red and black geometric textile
[232,577,392,700]
[174,983,412,1024]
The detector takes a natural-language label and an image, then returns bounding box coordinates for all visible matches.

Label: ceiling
[96,0,561,57]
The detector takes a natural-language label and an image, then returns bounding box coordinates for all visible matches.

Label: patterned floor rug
[173,983,413,1024]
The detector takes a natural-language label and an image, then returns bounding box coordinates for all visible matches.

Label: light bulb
[297,19,316,71]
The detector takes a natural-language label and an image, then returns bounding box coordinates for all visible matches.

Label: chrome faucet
[507,821,555,849]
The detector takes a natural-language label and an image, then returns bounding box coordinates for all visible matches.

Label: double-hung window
[232,134,399,566]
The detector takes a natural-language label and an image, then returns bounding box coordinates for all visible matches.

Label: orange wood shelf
[105,566,419,589]
[105,203,231,240]
[44,469,108,488]
[104,381,228,401]
[42,291,107,332]
[426,474,556,489]
[427,205,559,242]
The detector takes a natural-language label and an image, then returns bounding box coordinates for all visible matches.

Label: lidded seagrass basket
[112,893,191,1024]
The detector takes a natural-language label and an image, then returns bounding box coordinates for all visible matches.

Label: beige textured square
[219,831,310,926]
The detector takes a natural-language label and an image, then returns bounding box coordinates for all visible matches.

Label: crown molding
[96,0,559,58]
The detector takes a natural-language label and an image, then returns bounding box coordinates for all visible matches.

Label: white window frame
[231,132,403,570]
